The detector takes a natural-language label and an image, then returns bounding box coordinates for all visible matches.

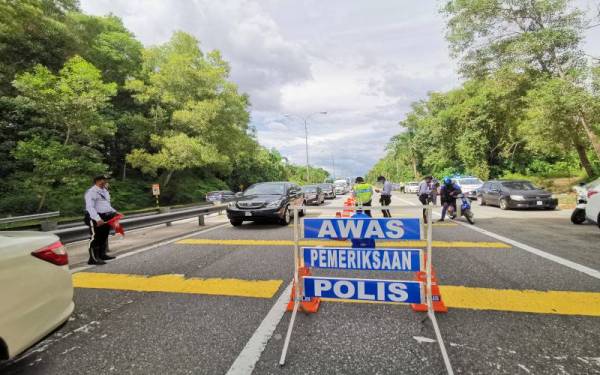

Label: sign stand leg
[279,207,301,366]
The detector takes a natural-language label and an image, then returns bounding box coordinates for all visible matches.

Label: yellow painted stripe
[73,272,282,299]
[177,238,510,248]
[324,286,600,317]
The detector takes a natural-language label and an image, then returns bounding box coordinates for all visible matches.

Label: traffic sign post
[279,204,442,367]
[152,184,160,208]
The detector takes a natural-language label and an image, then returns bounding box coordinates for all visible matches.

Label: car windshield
[502,181,537,190]
[303,187,317,193]
[459,178,482,185]
[244,183,285,195]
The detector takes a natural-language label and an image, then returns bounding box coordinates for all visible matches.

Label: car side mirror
[235,192,243,197]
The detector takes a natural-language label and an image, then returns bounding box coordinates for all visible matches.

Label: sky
[80,0,600,179]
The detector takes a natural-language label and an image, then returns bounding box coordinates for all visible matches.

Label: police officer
[84,175,118,265]
[352,177,374,217]
[375,175,392,217]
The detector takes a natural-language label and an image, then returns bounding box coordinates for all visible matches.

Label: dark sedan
[302,185,325,205]
[318,183,336,199]
[478,180,558,210]
[226,182,305,226]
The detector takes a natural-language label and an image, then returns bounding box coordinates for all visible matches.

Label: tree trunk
[122,161,127,180]
[36,192,47,213]
[64,125,71,145]
[411,157,418,179]
[572,136,595,178]
[578,114,600,162]
[164,170,174,187]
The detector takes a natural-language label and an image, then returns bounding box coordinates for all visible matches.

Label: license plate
[536,201,543,206]
[245,211,252,217]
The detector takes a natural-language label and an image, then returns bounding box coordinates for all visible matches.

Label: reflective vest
[353,183,373,204]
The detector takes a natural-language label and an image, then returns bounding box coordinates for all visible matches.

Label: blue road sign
[303,218,421,240]
[303,247,422,272]
[303,276,422,304]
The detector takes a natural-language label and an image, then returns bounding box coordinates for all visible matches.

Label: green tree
[12,136,105,212]
[12,55,117,145]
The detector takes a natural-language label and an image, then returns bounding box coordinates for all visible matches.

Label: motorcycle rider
[438,177,462,222]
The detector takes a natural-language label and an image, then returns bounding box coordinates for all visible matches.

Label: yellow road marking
[177,238,510,248]
[323,286,600,317]
[73,272,282,299]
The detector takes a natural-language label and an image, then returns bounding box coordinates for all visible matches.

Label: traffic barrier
[285,266,321,313]
[279,204,441,367]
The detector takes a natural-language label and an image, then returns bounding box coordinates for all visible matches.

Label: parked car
[303,185,325,205]
[405,181,419,194]
[584,178,600,228]
[226,182,305,226]
[454,176,484,200]
[205,190,236,203]
[0,232,74,360]
[318,183,336,199]
[478,180,558,210]
[334,179,349,194]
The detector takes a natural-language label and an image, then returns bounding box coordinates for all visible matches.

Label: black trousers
[380,195,391,217]
[419,194,431,223]
[84,212,115,262]
[356,200,372,217]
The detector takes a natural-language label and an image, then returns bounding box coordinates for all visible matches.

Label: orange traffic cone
[411,270,448,313]
[286,267,321,313]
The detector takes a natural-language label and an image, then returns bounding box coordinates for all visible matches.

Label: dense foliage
[368,0,600,183]
[0,1,327,216]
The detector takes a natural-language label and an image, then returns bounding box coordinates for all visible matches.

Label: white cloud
[80,0,599,179]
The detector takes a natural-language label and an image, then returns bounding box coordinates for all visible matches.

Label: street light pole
[284,111,327,183]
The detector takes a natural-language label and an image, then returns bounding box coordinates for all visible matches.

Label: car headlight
[266,200,283,208]
[551,194,557,199]
[510,195,525,201]
[228,201,237,208]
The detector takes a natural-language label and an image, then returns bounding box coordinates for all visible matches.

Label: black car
[226,182,305,226]
[318,183,336,199]
[302,185,325,205]
[478,180,558,210]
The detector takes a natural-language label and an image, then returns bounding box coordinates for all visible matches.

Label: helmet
[443,177,452,185]
[355,177,364,183]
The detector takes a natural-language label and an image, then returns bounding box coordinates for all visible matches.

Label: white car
[585,181,600,228]
[0,232,74,360]
[405,182,419,194]
[455,177,484,200]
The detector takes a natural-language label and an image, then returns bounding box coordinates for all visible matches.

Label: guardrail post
[159,207,172,226]
[198,215,205,226]
[40,219,58,232]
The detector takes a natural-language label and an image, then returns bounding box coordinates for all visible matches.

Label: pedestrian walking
[430,178,440,205]
[375,175,392,217]
[417,176,433,223]
[352,177,374,217]
[84,175,119,265]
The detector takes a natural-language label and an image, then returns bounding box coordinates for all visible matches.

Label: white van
[334,179,349,194]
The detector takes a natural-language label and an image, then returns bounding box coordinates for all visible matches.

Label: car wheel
[299,202,306,217]
[597,212,600,230]
[230,219,243,227]
[478,196,486,206]
[279,206,291,226]
[499,198,508,210]
[571,208,586,224]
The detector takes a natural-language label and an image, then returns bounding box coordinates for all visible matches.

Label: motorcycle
[453,194,475,224]
[571,183,587,224]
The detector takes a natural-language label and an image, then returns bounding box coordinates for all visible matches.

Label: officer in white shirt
[84,175,118,265]
[376,175,393,217]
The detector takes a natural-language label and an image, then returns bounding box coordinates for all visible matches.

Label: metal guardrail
[0,211,60,225]
[52,204,227,244]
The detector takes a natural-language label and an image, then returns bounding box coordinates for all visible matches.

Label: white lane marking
[226,282,292,375]
[396,196,600,280]
[70,222,230,274]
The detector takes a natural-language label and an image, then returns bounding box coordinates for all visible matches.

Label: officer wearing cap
[84,175,118,265]
[352,176,374,217]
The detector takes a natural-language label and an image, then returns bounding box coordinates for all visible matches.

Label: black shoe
[88,259,106,265]
[100,255,116,260]
[437,219,445,222]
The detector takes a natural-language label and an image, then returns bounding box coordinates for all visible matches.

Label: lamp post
[284,111,327,182]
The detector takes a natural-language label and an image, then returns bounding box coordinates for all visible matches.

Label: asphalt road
[2,193,600,374]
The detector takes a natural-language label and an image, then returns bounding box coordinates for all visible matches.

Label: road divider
[73,272,282,299]
[177,238,511,248]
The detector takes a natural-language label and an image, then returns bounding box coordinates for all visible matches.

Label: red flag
[106,213,125,236]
